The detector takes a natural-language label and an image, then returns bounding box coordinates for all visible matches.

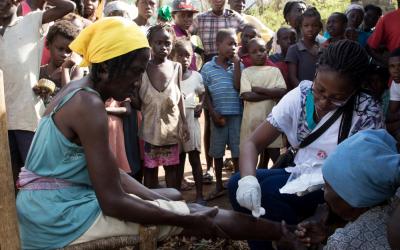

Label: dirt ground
[158,115,234,209]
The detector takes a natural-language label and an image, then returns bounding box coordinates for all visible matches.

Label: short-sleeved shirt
[240,66,286,147]
[367,9,400,52]
[181,71,204,109]
[269,53,289,86]
[192,9,245,56]
[0,11,46,131]
[267,81,384,166]
[390,80,400,101]
[285,40,322,82]
[201,57,242,115]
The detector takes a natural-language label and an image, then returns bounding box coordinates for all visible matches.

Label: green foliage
[246,0,349,32]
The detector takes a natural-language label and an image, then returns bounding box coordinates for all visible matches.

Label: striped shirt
[192,9,245,56]
[201,57,242,115]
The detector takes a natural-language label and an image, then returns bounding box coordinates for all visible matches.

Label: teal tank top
[16,87,102,250]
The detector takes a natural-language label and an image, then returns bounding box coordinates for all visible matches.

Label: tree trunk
[0,70,21,249]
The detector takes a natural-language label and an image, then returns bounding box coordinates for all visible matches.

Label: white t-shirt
[267,81,384,167]
[0,11,46,131]
[390,80,400,101]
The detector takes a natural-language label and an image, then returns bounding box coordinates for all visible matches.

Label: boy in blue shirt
[201,28,242,200]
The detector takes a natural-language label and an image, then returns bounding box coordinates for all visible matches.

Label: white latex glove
[236,175,265,218]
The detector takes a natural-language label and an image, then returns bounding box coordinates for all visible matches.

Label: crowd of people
[1,0,400,249]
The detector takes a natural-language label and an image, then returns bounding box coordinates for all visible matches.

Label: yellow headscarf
[69,17,149,67]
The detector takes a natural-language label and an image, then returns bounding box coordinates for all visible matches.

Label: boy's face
[347,9,364,29]
[240,27,258,48]
[228,0,245,14]
[286,2,306,28]
[0,0,17,20]
[363,9,380,30]
[137,0,156,20]
[277,29,296,52]
[327,14,346,38]
[48,35,73,68]
[389,56,400,83]
[210,0,226,13]
[301,16,321,41]
[217,33,237,60]
[173,11,194,31]
[248,39,266,66]
[83,0,99,18]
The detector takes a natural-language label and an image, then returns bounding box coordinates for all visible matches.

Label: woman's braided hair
[317,40,369,89]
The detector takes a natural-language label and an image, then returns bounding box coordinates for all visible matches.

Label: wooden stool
[59,225,158,250]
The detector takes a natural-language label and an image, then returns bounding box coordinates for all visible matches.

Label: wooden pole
[0,69,21,250]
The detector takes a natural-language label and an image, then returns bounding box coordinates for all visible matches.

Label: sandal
[205,189,227,201]
[202,172,213,184]
[180,179,194,191]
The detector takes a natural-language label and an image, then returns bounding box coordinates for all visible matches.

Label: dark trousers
[228,169,325,250]
[8,130,35,184]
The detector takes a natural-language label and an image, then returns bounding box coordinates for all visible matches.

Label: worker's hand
[236,175,265,218]
[194,104,202,118]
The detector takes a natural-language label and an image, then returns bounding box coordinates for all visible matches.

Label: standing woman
[228,40,384,250]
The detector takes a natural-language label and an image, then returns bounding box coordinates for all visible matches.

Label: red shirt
[368,9,400,52]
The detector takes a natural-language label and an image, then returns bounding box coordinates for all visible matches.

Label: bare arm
[233,57,241,91]
[240,121,281,177]
[42,0,75,24]
[66,93,195,226]
[287,63,299,90]
[252,86,287,99]
[366,45,388,67]
[386,101,400,137]
[241,92,271,102]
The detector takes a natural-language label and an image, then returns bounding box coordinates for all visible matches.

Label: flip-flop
[205,189,227,201]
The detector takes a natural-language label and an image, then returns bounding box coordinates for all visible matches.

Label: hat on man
[172,0,198,13]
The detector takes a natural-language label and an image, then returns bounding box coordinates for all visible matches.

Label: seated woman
[16,17,290,250]
[228,40,384,249]
[295,129,400,249]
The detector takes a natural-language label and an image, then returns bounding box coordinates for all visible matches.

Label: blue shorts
[209,115,241,159]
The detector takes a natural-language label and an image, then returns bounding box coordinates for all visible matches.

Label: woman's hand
[61,57,77,69]
[295,220,328,247]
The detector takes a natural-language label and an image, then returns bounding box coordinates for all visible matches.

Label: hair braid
[318,40,369,88]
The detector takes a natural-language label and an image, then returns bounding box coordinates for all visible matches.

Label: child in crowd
[82,0,99,21]
[0,0,74,183]
[269,27,296,86]
[358,4,382,46]
[103,0,135,19]
[322,12,347,48]
[240,38,287,166]
[138,25,189,189]
[134,0,157,32]
[171,39,206,205]
[105,99,132,173]
[363,64,390,116]
[157,5,172,25]
[38,20,82,93]
[386,48,400,140]
[286,7,322,90]
[171,0,201,71]
[201,29,242,200]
